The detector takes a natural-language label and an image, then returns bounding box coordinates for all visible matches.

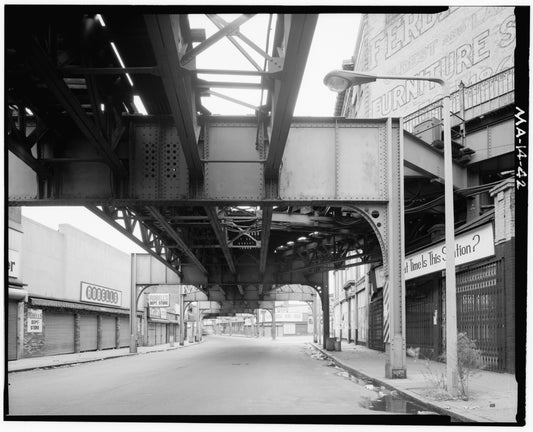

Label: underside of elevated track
[7,7,471,376]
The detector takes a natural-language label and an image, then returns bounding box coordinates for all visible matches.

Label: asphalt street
[7,335,390,416]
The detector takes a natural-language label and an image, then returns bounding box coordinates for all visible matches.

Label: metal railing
[403,67,515,134]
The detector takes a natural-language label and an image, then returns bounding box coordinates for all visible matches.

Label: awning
[9,287,28,301]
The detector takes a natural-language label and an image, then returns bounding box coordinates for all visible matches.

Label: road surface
[8,335,389,416]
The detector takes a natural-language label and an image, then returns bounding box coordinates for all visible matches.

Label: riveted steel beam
[180,14,255,66]
[259,206,273,275]
[146,206,208,275]
[26,39,127,178]
[205,206,236,275]
[144,14,203,180]
[87,205,181,275]
[7,134,51,178]
[265,14,318,179]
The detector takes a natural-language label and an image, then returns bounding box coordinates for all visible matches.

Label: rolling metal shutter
[155,323,162,345]
[101,316,116,349]
[44,311,75,356]
[8,301,18,360]
[161,324,167,344]
[80,314,98,352]
[148,322,156,346]
[119,316,130,347]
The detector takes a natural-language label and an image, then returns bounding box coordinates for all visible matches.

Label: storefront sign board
[148,293,170,307]
[27,308,43,333]
[80,282,122,307]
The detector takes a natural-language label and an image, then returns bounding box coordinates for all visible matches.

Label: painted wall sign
[27,308,43,333]
[358,7,516,118]
[80,282,122,307]
[148,293,170,307]
[8,249,20,279]
[375,223,495,282]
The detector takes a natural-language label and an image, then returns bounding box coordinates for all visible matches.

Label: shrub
[456,332,484,400]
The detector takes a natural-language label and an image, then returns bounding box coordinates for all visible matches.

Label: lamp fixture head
[323,70,378,92]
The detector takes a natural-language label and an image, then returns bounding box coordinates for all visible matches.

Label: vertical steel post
[130,253,137,353]
[272,304,276,340]
[442,86,458,393]
[321,281,330,350]
[313,292,318,343]
[179,284,185,346]
[196,303,201,342]
[385,117,406,378]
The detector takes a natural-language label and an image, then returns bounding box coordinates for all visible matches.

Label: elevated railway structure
[7,8,495,377]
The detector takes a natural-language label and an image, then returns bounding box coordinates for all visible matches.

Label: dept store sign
[376,223,495,283]
[80,282,122,307]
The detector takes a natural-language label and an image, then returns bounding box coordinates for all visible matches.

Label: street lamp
[324,70,458,393]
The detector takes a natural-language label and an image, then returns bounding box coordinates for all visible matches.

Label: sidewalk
[7,339,202,373]
[312,340,518,423]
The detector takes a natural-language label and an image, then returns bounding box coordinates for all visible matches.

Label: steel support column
[320,281,330,350]
[384,118,407,379]
[313,292,318,344]
[271,304,276,340]
[130,253,138,353]
[179,284,185,346]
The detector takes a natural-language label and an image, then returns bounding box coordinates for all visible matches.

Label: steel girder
[265,14,318,180]
[144,14,204,182]
[25,38,128,178]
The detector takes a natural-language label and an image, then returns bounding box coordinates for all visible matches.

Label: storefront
[23,297,141,357]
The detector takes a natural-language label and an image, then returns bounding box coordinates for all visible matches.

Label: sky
[19,13,361,254]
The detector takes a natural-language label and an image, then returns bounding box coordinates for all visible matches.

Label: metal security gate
[119,316,130,347]
[101,316,116,349]
[8,301,18,360]
[456,259,505,372]
[43,311,75,356]
[80,314,98,352]
[406,278,442,359]
[368,295,384,351]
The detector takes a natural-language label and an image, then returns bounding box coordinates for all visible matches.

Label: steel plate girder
[265,14,318,179]
[144,14,203,180]
[9,116,468,203]
[404,131,467,188]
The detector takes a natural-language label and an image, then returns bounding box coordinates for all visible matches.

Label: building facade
[331,7,516,373]
[7,216,187,360]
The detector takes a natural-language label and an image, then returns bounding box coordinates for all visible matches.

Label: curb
[8,340,204,374]
[310,343,476,423]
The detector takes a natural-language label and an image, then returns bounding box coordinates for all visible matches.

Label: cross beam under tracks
[8,116,467,205]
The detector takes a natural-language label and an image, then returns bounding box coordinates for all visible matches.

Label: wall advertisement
[375,223,495,283]
[360,7,515,117]
[80,282,122,307]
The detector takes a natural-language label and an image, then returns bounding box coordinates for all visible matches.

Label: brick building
[330,7,516,372]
